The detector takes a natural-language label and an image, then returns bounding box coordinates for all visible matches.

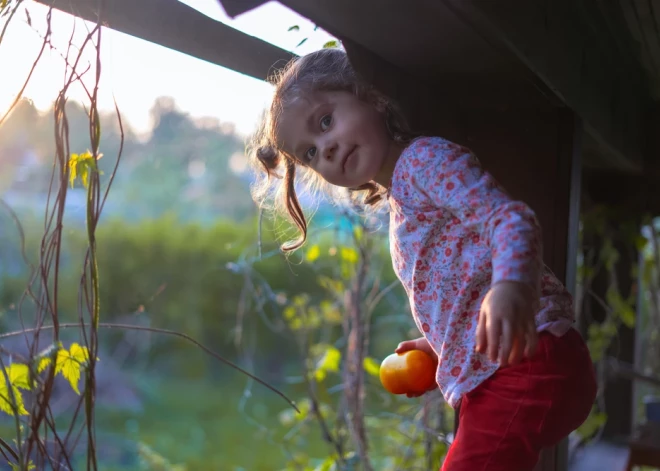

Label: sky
[0,0,335,137]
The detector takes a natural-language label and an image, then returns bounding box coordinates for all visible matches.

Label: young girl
[249,48,597,471]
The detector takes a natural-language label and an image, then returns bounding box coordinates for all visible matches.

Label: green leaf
[340,247,358,264]
[323,40,339,49]
[0,366,28,416]
[55,343,91,394]
[283,306,297,320]
[288,25,300,31]
[314,456,337,471]
[318,276,344,296]
[634,235,648,251]
[363,357,380,377]
[296,38,308,48]
[68,150,103,188]
[606,287,635,328]
[599,238,619,270]
[8,364,31,390]
[282,398,310,423]
[353,225,363,242]
[306,244,320,262]
[292,294,309,307]
[37,357,52,373]
[313,345,341,381]
[576,408,607,438]
[304,307,322,329]
[10,462,36,471]
[320,301,343,324]
[619,308,635,328]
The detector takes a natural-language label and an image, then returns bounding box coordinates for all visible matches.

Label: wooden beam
[438,0,649,173]
[216,0,267,19]
[34,0,294,81]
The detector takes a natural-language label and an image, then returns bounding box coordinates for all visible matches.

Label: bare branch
[0,322,301,413]
[0,2,50,127]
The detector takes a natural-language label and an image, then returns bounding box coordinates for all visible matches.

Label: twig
[0,322,301,413]
[0,355,25,467]
[606,356,660,388]
[304,365,345,465]
[0,1,49,128]
[0,437,19,462]
[366,279,400,315]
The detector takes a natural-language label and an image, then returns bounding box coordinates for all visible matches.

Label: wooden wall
[345,40,583,471]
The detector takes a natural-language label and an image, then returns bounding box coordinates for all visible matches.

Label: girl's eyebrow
[306,102,327,129]
[292,102,328,158]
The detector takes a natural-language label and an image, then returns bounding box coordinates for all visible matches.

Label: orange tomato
[379,350,437,395]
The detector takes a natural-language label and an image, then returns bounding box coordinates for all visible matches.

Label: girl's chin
[346,180,376,190]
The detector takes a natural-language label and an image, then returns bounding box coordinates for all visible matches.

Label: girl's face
[275,90,402,188]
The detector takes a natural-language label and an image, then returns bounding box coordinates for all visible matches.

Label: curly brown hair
[248,48,416,251]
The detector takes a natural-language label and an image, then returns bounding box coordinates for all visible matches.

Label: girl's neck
[373,140,408,188]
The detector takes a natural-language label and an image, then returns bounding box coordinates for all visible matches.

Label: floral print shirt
[388,137,574,408]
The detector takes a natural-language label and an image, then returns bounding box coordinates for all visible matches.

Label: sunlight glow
[0,0,335,137]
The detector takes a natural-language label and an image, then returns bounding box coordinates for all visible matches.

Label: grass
[92,373,326,470]
[0,364,452,470]
[0,372,328,470]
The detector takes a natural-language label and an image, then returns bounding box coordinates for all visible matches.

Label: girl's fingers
[475,309,488,353]
[395,340,416,353]
[498,321,513,366]
[524,321,539,358]
[487,317,502,362]
[508,331,525,366]
[406,386,437,398]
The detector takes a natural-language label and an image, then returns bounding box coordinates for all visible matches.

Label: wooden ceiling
[36,0,659,175]
[272,0,654,173]
[36,0,294,81]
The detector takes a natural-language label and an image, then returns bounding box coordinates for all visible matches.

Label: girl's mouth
[342,146,357,172]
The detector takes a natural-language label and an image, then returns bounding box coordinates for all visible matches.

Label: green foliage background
[0,97,453,470]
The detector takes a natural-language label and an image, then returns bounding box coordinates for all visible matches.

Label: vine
[576,205,660,441]
[0,2,297,469]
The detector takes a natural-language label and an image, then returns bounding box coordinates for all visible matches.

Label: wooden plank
[439,0,648,173]
[281,0,561,112]
[568,441,630,471]
[34,0,294,81]
[216,0,267,19]
[628,0,660,96]
[648,106,660,178]
[553,111,583,471]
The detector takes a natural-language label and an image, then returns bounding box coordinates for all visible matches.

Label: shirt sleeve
[405,138,543,295]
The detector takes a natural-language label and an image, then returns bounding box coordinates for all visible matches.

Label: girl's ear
[366,90,388,113]
[372,95,388,113]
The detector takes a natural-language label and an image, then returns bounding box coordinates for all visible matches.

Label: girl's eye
[305,147,317,161]
[320,114,332,131]
[303,114,331,162]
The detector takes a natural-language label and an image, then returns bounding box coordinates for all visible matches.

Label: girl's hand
[476,281,539,367]
[394,337,438,398]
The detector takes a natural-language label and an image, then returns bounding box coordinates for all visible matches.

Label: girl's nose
[322,141,337,161]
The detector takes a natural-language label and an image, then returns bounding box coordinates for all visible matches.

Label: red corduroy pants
[441,328,597,471]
